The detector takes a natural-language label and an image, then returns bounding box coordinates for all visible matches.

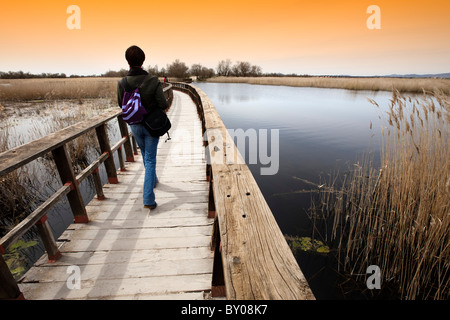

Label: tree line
[0,71,69,79]
[0,59,264,79]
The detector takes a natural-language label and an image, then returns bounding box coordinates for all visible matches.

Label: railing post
[131,136,138,155]
[117,146,125,172]
[117,115,134,162]
[92,168,105,200]
[0,253,24,300]
[208,169,216,219]
[35,215,61,262]
[52,144,88,223]
[95,123,118,184]
[211,221,225,298]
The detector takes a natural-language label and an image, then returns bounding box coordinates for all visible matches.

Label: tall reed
[208,76,450,94]
[0,78,118,101]
[311,91,449,299]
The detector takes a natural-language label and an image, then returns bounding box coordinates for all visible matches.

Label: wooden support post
[35,215,61,262]
[117,146,126,172]
[95,123,118,184]
[206,164,211,182]
[92,168,105,200]
[211,228,225,298]
[117,115,134,162]
[131,136,138,155]
[208,173,216,219]
[0,254,24,300]
[210,216,219,252]
[52,145,88,223]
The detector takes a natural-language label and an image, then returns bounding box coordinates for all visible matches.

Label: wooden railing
[171,82,315,300]
[0,83,173,299]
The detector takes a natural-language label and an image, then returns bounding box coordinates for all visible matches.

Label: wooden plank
[57,235,211,252]
[58,225,213,241]
[19,274,212,300]
[34,247,213,267]
[66,216,212,230]
[22,258,213,283]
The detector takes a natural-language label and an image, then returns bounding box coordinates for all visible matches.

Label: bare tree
[189,64,203,78]
[250,65,262,77]
[167,59,189,79]
[147,65,159,76]
[189,64,215,80]
[216,59,232,76]
[231,61,252,77]
[199,67,215,79]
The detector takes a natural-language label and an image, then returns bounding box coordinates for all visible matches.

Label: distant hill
[381,73,450,79]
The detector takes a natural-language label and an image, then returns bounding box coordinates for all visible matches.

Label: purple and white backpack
[120,76,149,124]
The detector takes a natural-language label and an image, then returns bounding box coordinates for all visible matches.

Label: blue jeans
[129,124,159,206]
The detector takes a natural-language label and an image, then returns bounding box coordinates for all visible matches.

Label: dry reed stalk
[208,76,450,94]
[0,78,118,101]
[311,91,449,299]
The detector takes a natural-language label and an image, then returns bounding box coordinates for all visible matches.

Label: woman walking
[117,45,168,209]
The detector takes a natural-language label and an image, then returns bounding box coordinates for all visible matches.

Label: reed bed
[208,76,450,94]
[311,91,449,299]
[0,78,118,101]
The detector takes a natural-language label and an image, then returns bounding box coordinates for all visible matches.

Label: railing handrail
[0,109,121,176]
[171,81,315,300]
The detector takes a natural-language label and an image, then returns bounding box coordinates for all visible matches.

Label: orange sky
[0,0,449,76]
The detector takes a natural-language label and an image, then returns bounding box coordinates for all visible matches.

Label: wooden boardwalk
[18,91,214,300]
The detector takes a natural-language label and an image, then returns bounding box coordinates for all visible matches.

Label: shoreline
[1,76,449,103]
[205,76,450,94]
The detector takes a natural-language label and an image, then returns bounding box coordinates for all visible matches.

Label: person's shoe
[144,203,157,210]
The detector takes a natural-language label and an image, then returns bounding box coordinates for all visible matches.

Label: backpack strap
[120,75,150,92]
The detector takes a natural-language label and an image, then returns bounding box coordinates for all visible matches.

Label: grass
[207,76,450,94]
[310,90,449,299]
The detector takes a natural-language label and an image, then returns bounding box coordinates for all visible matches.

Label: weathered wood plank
[66,216,212,230]
[22,258,213,283]
[57,235,211,252]
[34,247,213,267]
[58,225,213,241]
[19,274,212,300]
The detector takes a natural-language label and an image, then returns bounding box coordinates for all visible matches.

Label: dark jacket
[117,67,168,113]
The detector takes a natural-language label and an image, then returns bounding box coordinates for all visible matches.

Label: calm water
[194,82,396,299]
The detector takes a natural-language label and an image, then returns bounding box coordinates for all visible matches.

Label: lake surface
[194,82,396,299]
